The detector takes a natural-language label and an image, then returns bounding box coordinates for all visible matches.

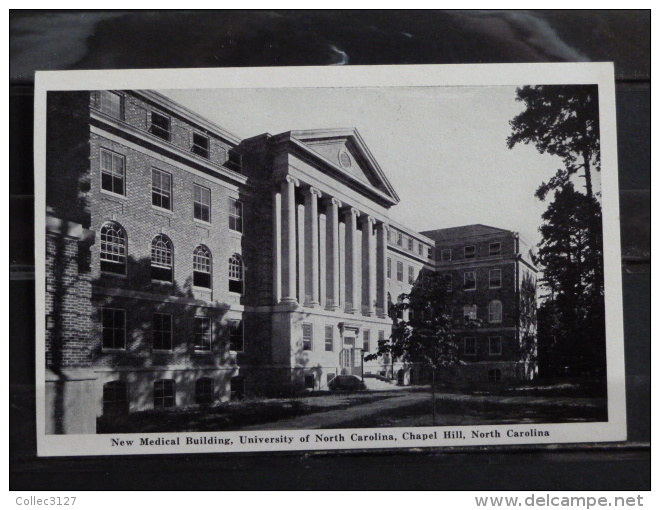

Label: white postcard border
[34,63,626,457]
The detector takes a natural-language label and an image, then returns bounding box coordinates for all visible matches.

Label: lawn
[97,379,608,433]
[97,390,399,433]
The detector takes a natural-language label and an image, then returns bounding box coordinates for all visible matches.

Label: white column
[319,213,327,310]
[327,198,342,311]
[273,189,282,303]
[345,207,360,314]
[304,187,322,307]
[361,216,377,316]
[376,222,389,318]
[281,176,299,303]
[339,221,346,312]
[297,202,306,305]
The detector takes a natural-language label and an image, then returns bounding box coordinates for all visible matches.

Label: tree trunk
[431,369,436,426]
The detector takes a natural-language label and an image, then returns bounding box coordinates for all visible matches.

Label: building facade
[421,225,539,383]
[44,90,535,434]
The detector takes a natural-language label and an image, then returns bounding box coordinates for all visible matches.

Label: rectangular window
[489,242,501,256]
[418,243,423,255]
[99,91,123,120]
[489,269,502,288]
[152,313,172,351]
[225,150,242,172]
[228,198,243,233]
[396,261,404,282]
[441,249,451,261]
[464,271,476,290]
[325,325,334,352]
[488,301,503,323]
[150,111,170,141]
[100,149,125,195]
[444,274,452,291]
[194,317,212,351]
[102,308,125,350]
[191,132,210,159]
[408,238,414,251]
[489,336,502,355]
[154,379,175,408]
[378,330,385,345]
[229,320,244,352]
[397,232,403,246]
[362,330,370,353]
[464,246,476,259]
[408,265,415,285]
[302,323,313,351]
[387,257,392,279]
[464,337,477,356]
[193,184,211,222]
[428,247,433,259]
[151,168,172,210]
[304,374,315,389]
[195,378,214,404]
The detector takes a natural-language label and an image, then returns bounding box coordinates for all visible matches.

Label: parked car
[328,375,366,391]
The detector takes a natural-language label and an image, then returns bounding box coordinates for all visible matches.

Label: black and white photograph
[34,63,625,456]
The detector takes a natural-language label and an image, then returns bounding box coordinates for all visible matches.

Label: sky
[162,86,599,251]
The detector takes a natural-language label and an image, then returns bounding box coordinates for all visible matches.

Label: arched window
[464,304,478,323]
[193,245,212,288]
[100,222,127,274]
[488,300,503,323]
[102,381,128,415]
[228,254,243,294]
[195,377,214,404]
[151,234,173,282]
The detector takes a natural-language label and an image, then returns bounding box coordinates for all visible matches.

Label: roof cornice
[270,130,400,207]
[131,90,243,146]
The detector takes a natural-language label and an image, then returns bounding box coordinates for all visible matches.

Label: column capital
[284,175,300,186]
[377,222,390,232]
[344,206,360,218]
[306,186,323,198]
[330,197,343,208]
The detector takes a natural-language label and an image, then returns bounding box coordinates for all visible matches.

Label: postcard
[34,63,625,456]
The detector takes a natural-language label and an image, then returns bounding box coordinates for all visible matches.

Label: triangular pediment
[288,128,400,204]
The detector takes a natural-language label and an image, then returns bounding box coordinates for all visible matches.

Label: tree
[507,84,606,378]
[534,183,605,375]
[365,270,479,423]
[507,85,600,200]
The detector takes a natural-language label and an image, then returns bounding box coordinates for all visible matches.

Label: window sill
[152,206,173,216]
[102,348,127,353]
[100,270,127,279]
[152,349,173,354]
[152,280,173,286]
[99,189,127,201]
[489,286,502,290]
[193,218,212,227]
[193,349,213,355]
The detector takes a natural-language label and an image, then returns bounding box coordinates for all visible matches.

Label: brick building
[44,90,535,434]
[421,225,539,383]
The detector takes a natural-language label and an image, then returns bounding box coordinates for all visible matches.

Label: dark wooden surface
[9,10,650,490]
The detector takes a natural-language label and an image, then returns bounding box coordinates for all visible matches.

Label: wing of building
[44,90,537,434]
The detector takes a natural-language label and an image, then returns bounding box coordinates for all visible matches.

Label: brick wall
[45,233,93,369]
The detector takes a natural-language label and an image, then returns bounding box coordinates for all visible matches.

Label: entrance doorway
[340,336,359,376]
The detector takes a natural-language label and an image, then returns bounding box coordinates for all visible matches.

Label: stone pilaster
[280,176,299,303]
